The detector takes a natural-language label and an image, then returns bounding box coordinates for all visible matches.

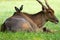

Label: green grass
[0,0,60,40]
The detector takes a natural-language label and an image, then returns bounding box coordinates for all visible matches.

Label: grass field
[0,0,60,40]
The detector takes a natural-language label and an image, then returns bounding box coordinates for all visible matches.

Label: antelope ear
[20,5,23,11]
[15,6,20,12]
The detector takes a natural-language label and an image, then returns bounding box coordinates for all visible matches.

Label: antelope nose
[56,19,59,24]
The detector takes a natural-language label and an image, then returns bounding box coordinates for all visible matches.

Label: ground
[0,0,60,40]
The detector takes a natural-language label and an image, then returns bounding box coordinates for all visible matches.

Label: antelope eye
[48,11,51,13]
[48,13,51,15]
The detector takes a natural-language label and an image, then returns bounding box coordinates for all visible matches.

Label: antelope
[1,0,59,32]
[1,5,38,32]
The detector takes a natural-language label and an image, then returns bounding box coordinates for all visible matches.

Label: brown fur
[1,5,39,32]
[18,0,59,32]
[1,0,59,32]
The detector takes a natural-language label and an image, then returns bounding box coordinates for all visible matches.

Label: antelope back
[1,5,32,32]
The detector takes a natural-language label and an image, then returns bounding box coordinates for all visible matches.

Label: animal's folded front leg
[42,27,52,33]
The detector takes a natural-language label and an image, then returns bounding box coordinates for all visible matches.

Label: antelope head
[37,0,59,24]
